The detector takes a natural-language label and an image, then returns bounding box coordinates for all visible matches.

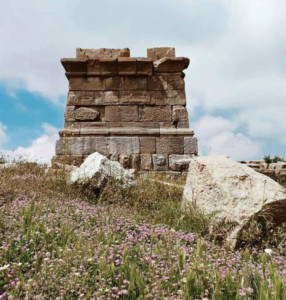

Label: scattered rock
[276,162,286,170]
[0,163,17,169]
[183,156,286,249]
[70,152,134,187]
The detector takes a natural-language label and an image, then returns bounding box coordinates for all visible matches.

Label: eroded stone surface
[70,152,134,187]
[74,107,99,121]
[52,47,198,173]
[153,154,168,171]
[183,156,286,248]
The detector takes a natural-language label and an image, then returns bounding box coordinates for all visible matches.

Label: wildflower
[0,264,10,271]
[264,248,272,255]
[239,289,246,296]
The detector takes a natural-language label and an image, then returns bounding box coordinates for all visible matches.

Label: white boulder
[70,152,134,187]
[182,156,286,248]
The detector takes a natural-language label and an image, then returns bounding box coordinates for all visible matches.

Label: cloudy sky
[0,0,285,163]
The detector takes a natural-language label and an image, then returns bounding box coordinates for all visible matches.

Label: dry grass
[1,160,286,299]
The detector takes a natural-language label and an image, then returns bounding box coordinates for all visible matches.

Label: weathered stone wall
[52,47,198,171]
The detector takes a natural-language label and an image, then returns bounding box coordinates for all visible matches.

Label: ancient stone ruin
[52,47,198,173]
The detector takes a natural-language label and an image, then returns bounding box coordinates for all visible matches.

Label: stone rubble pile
[52,47,198,173]
[239,160,286,182]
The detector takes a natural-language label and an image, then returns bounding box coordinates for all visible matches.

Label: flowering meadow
[0,161,286,299]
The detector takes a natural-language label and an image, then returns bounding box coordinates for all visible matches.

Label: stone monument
[52,47,198,173]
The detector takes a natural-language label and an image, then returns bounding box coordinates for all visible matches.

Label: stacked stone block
[52,47,198,172]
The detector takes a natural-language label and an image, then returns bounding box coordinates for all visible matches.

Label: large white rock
[70,152,134,187]
[182,156,286,248]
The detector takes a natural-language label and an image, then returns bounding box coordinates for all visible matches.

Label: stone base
[53,134,198,172]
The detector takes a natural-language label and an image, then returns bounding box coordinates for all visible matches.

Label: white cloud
[193,115,261,160]
[1,0,286,158]
[1,123,59,164]
[0,123,8,149]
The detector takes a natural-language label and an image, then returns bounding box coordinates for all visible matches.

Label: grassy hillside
[0,161,286,299]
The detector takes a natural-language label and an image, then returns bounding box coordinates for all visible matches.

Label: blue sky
[0,0,285,162]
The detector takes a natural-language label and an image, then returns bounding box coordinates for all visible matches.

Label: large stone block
[140,154,153,170]
[105,77,124,91]
[139,137,156,153]
[84,137,109,155]
[172,106,188,121]
[56,137,82,155]
[147,47,175,60]
[150,91,167,105]
[74,107,100,121]
[153,154,168,171]
[61,59,87,72]
[140,106,172,122]
[110,128,159,136]
[183,156,286,248]
[118,57,137,75]
[100,59,118,76]
[159,122,176,129]
[87,59,100,74]
[81,91,96,105]
[184,137,198,155]
[80,124,109,136]
[67,91,81,105]
[123,77,148,90]
[136,58,153,76]
[69,77,104,91]
[169,154,192,171]
[154,57,189,73]
[156,137,184,154]
[69,77,83,90]
[80,122,110,129]
[64,106,76,122]
[52,154,84,167]
[76,48,130,59]
[148,76,168,90]
[103,91,119,104]
[120,91,150,104]
[110,122,159,128]
[81,77,105,91]
[64,121,81,129]
[59,128,80,137]
[109,137,140,155]
[80,128,110,136]
[105,106,139,122]
[168,75,184,90]
[166,90,186,105]
[177,121,189,128]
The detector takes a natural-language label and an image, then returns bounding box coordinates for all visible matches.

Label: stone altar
[52,47,198,172]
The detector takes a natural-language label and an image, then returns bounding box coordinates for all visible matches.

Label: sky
[0,0,285,163]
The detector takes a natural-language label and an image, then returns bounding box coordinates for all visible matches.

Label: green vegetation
[263,155,285,164]
[0,160,286,299]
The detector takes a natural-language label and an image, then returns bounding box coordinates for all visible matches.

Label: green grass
[0,161,286,299]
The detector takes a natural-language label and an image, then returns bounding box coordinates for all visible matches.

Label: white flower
[0,264,10,271]
[265,248,272,255]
